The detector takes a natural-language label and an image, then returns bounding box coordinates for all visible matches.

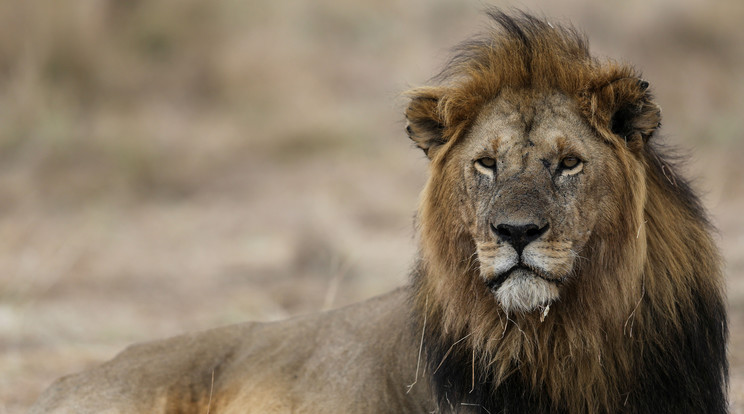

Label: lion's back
[30,288,429,414]
[29,322,255,413]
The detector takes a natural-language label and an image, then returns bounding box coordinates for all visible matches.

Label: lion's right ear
[405,87,447,159]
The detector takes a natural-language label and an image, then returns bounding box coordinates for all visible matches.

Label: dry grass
[0,0,742,412]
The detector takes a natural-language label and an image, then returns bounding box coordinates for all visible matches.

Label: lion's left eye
[559,156,582,172]
[476,157,496,169]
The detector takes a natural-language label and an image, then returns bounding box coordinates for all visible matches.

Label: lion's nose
[491,223,549,255]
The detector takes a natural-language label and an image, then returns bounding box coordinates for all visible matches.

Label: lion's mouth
[486,264,564,292]
[485,264,564,313]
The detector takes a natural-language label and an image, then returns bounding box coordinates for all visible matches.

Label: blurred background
[0,0,742,411]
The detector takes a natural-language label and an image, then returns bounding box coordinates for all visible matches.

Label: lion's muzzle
[490,222,549,256]
[478,221,567,313]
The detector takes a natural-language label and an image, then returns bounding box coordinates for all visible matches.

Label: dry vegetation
[1,0,742,412]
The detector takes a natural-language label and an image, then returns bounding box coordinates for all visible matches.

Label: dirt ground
[1,0,742,412]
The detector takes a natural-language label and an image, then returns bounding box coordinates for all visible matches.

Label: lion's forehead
[468,91,593,159]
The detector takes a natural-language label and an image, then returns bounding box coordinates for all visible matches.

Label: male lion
[32,11,728,414]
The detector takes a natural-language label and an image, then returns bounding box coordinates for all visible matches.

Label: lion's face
[449,91,617,313]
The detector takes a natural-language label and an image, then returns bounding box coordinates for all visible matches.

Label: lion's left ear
[405,87,447,159]
[605,78,662,147]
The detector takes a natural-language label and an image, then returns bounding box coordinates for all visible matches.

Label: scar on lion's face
[453,91,613,313]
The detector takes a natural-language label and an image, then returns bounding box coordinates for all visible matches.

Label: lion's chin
[491,268,560,314]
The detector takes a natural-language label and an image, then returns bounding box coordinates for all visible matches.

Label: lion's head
[422,90,637,314]
[405,11,726,413]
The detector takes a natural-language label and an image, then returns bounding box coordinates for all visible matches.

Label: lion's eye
[474,157,496,177]
[559,157,582,171]
[476,157,496,169]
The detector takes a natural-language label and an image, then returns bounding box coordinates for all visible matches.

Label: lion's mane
[409,11,728,413]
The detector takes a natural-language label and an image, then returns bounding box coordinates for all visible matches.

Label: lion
[31,10,728,414]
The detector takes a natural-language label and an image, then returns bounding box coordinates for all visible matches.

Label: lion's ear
[405,87,447,159]
[606,78,662,148]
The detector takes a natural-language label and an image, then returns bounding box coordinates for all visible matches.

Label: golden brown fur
[31,10,727,414]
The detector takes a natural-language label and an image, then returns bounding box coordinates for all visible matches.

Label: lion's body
[32,11,728,414]
[30,288,431,414]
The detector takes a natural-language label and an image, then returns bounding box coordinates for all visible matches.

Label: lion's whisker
[623,273,646,338]
[407,296,428,394]
[205,369,214,414]
[461,402,492,414]
[569,249,588,262]
[433,333,473,375]
[470,348,478,394]
[505,314,529,346]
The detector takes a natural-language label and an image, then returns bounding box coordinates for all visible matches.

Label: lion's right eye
[474,157,497,176]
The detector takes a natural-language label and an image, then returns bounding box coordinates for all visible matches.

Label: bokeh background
[1,0,742,412]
